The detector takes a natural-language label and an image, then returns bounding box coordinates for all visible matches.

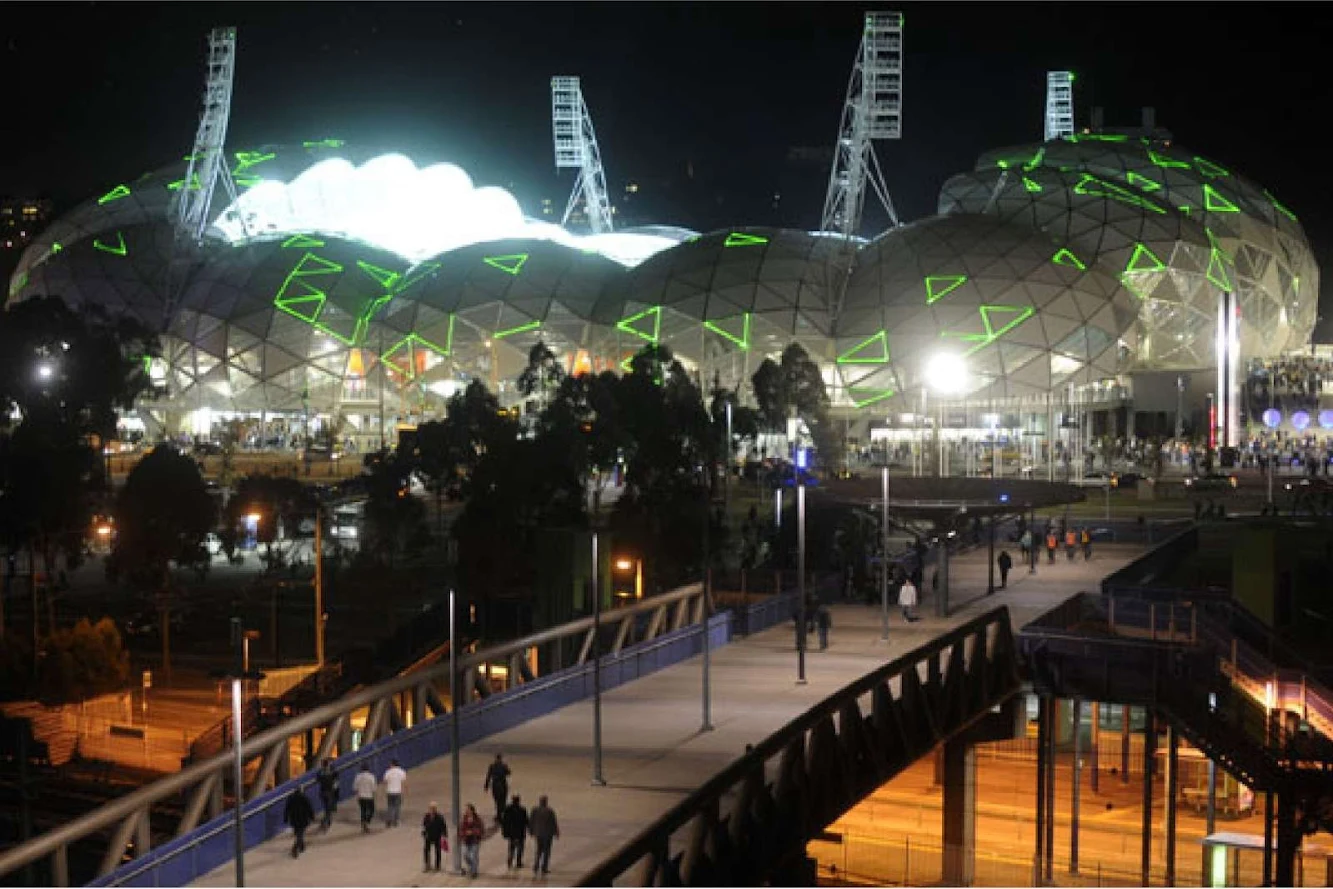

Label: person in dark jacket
[501,794,529,869]
[815,606,831,650]
[421,802,447,872]
[996,551,1012,589]
[283,787,315,858]
[315,759,338,830]
[483,753,511,823]
[528,795,560,875]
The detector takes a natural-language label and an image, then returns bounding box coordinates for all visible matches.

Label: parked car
[1184,473,1237,492]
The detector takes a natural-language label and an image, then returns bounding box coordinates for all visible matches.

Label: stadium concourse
[188,543,1142,887]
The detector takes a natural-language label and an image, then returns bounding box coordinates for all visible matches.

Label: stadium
[3,24,1320,454]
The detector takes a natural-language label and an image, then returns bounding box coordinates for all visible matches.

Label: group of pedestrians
[280,752,560,879]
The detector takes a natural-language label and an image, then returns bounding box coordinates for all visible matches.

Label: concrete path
[192,545,1139,888]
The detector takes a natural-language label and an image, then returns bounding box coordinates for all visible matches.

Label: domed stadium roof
[838,214,1138,405]
[938,137,1318,368]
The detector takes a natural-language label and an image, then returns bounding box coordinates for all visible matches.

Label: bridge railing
[578,606,1022,887]
[0,582,712,887]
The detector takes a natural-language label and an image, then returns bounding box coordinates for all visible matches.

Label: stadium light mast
[552,76,614,234]
[1044,71,1075,141]
[164,26,243,331]
[819,11,903,239]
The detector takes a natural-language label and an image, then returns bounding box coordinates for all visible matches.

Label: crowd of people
[1245,355,1332,415]
[280,753,561,878]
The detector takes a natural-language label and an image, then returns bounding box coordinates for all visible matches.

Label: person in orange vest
[1045,529,1058,564]
[1064,528,1078,560]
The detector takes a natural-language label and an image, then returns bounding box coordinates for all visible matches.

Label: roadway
[190,543,1141,888]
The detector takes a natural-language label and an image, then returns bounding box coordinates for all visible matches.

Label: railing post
[1108,596,1115,634]
[1150,603,1157,642]
[52,845,68,888]
[1190,607,1197,645]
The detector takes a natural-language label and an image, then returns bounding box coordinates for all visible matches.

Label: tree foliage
[750,342,839,467]
[220,474,318,566]
[0,618,129,705]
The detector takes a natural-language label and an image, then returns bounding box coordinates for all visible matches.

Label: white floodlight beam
[1045,71,1075,141]
[551,76,613,234]
[820,11,903,239]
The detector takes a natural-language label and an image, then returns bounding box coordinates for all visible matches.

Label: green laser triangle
[97,184,130,205]
[1207,250,1233,292]
[703,314,750,350]
[617,306,661,344]
[356,260,401,291]
[282,234,326,250]
[93,231,127,256]
[1194,156,1230,179]
[925,275,967,305]
[275,285,327,323]
[723,232,768,247]
[1022,176,1043,193]
[1126,243,1166,274]
[849,387,895,409]
[1051,248,1086,271]
[1203,184,1239,213]
[837,330,889,364]
[978,305,1034,338]
[1147,149,1191,169]
[483,254,529,276]
[1125,171,1161,192]
[293,252,343,277]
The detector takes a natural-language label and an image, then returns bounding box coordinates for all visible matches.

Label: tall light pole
[231,677,245,887]
[591,531,606,785]
[313,503,324,667]
[881,464,890,641]
[796,447,808,685]
[449,588,461,876]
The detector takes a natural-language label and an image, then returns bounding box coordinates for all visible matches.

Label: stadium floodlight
[924,351,967,394]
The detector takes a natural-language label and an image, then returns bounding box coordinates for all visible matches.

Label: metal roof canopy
[815,476,1087,525]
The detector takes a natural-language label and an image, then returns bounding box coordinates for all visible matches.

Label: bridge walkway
[190,545,1141,888]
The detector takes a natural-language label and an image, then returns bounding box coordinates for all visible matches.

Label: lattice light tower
[1044,71,1075,141]
[820,10,903,239]
[551,76,613,234]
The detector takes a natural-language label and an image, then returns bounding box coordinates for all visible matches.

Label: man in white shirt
[383,759,408,827]
[353,764,377,832]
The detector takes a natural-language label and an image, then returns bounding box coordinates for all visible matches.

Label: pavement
[190,544,1141,888]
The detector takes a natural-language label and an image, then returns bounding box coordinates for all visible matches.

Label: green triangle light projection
[1051,248,1087,271]
[381,319,456,379]
[1125,171,1161,192]
[356,260,402,291]
[849,387,896,408]
[167,174,202,192]
[1193,156,1230,178]
[1022,176,1043,193]
[837,330,889,364]
[93,232,127,256]
[1119,274,1150,302]
[303,139,346,149]
[1147,149,1191,169]
[232,150,276,189]
[1206,249,1233,292]
[703,314,751,350]
[1202,184,1239,213]
[97,184,131,205]
[273,252,350,343]
[1265,190,1298,223]
[494,319,541,339]
[282,234,326,249]
[941,305,1034,356]
[483,254,529,276]
[724,232,768,247]
[617,306,661,344]
[1125,243,1167,274]
[1073,174,1167,215]
[925,275,967,305]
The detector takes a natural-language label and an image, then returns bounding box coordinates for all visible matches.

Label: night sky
[3,2,1329,337]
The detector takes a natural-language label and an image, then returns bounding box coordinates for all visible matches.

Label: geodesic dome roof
[838,214,1139,405]
[938,137,1318,368]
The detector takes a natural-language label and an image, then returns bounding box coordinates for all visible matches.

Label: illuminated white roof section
[209,153,692,267]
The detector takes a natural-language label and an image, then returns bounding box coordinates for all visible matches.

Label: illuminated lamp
[1320,410,1333,430]
[1262,409,1281,429]
[1291,411,1310,431]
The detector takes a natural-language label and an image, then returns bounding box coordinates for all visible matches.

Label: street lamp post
[591,531,606,785]
[314,503,325,667]
[449,589,461,875]
[881,465,890,641]
[796,447,808,686]
[230,677,245,887]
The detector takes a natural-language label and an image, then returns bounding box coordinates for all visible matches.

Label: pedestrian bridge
[0,546,1139,887]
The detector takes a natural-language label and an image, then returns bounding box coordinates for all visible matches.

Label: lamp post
[881,464,890,641]
[314,503,325,667]
[449,588,461,876]
[591,531,606,785]
[796,447,808,686]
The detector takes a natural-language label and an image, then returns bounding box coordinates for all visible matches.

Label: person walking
[483,753,511,823]
[898,578,919,622]
[502,794,529,870]
[997,550,1012,589]
[283,787,315,858]
[529,795,560,876]
[815,605,831,650]
[1064,528,1077,561]
[353,764,376,832]
[1018,529,1032,562]
[421,803,447,872]
[459,803,485,877]
[315,759,338,830]
[383,759,407,827]
[1081,527,1093,560]
[1045,529,1058,564]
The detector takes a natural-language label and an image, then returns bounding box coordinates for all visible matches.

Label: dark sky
[3,2,1330,337]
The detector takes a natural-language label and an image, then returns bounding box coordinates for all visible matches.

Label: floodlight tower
[1044,71,1075,141]
[551,76,613,234]
[820,11,903,238]
[163,26,242,330]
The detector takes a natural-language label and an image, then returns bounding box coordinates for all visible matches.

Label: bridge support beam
[1141,712,1156,887]
[1070,698,1082,874]
[941,738,977,886]
[1165,725,1178,887]
[1275,795,1298,887]
[1121,704,1131,784]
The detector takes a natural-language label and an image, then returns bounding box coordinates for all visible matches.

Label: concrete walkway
[192,545,1139,888]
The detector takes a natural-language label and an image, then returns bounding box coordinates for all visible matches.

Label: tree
[360,449,429,567]
[106,446,215,681]
[33,618,130,706]
[219,474,318,568]
[750,343,839,468]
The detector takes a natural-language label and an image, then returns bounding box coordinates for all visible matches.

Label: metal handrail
[0,582,707,884]
[579,606,1018,885]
